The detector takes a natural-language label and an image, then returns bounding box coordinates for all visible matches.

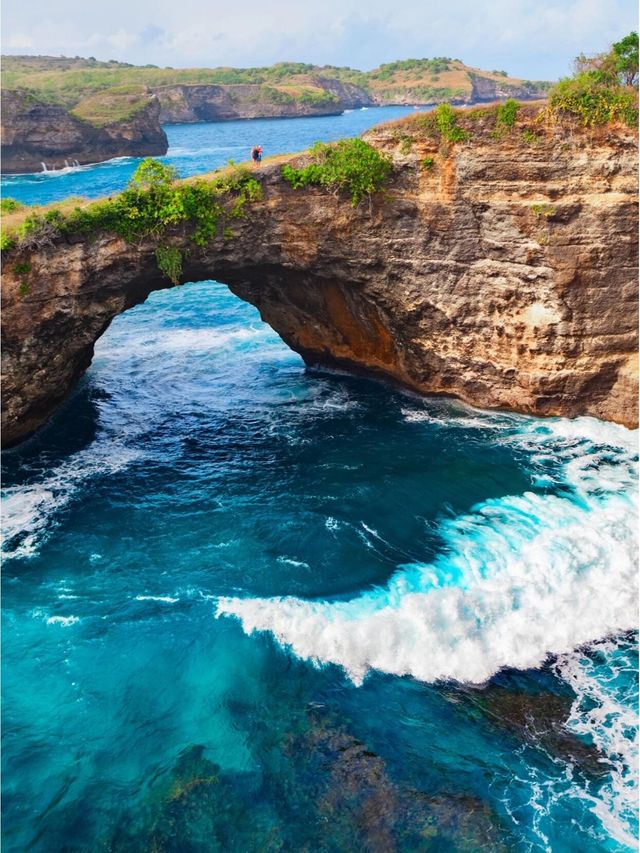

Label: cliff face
[1,91,168,174]
[155,80,372,123]
[1,114,637,445]
[468,74,544,102]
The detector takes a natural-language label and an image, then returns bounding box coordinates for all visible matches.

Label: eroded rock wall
[1,91,168,174]
[155,80,372,124]
[1,116,637,445]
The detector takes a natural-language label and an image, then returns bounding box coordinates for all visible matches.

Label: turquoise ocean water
[2,108,638,851]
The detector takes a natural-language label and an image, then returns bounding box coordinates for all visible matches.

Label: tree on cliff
[574,31,638,88]
[612,31,639,87]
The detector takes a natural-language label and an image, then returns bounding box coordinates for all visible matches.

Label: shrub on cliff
[495,99,520,130]
[281,138,392,206]
[1,197,24,214]
[415,104,469,143]
[549,32,638,127]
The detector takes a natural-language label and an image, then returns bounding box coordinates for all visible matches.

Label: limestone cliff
[468,74,544,103]
[1,107,637,445]
[155,80,372,123]
[1,90,168,174]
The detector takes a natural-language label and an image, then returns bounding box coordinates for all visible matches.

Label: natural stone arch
[2,129,638,447]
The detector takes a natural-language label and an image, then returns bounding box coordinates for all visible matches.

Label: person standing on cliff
[251,145,263,167]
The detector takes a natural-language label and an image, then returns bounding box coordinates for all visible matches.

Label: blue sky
[2,0,638,79]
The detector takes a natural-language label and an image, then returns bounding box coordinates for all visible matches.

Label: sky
[2,0,638,80]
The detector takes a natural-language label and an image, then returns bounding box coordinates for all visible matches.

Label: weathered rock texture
[1,110,637,445]
[1,90,168,174]
[155,80,372,123]
[468,74,544,103]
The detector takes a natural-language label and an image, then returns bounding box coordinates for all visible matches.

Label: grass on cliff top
[376,35,638,142]
[70,87,152,126]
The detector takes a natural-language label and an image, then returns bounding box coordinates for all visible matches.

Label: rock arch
[2,136,638,447]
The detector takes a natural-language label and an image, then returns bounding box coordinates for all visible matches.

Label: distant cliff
[0,90,168,174]
[154,79,372,123]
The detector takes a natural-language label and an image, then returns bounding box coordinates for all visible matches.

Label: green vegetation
[377,85,466,103]
[298,88,337,106]
[420,157,435,171]
[417,103,469,143]
[155,245,183,285]
[531,203,556,219]
[549,31,638,126]
[434,103,468,141]
[13,260,31,295]
[1,53,550,118]
[2,159,263,282]
[611,31,639,85]
[521,128,541,144]
[398,135,414,154]
[496,98,521,130]
[1,197,24,213]
[282,138,392,206]
[370,58,452,80]
[70,88,151,126]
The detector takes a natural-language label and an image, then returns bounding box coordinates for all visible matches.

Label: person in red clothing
[251,145,263,167]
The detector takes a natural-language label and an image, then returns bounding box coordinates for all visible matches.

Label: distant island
[1,54,550,173]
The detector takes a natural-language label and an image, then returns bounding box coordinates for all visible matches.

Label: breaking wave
[217,415,638,686]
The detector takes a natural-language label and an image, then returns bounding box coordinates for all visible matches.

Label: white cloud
[1,0,637,78]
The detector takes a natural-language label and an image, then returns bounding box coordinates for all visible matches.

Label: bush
[521,129,541,145]
[417,104,469,143]
[282,138,392,206]
[0,232,15,251]
[398,135,413,154]
[549,72,638,126]
[1,197,24,214]
[612,31,639,86]
[531,203,556,219]
[550,32,639,126]
[496,98,520,130]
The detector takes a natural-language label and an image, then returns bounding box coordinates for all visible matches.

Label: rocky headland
[154,80,371,123]
[1,89,168,174]
[1,104,637,446]
[1,55,550,171]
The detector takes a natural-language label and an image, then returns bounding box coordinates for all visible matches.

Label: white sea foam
[553,638,639,849]
[217,416,638,686]
[277,557,310,569]
[1,442,141,559]
[96,326,271,361]
[45,615,80,627]
[134,594,179,604]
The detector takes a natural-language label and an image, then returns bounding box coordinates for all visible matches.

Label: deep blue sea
[2,108,638,852]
